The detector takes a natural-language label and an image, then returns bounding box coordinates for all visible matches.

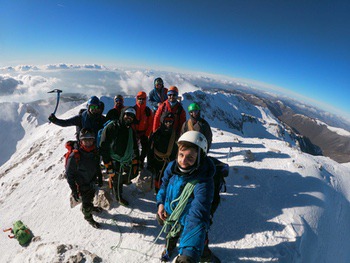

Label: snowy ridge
[1,91,350,262]
[315,119,350,137]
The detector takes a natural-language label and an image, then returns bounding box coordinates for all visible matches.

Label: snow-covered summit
[0,91,350,263]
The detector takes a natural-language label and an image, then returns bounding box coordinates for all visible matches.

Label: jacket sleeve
[178,164,215,260]
[156,161,173,207]
[66,154,78,193]
[132,129,140,159]
[96,160,103,185]
[99,123,114,164]
[153,103,163,133]
[180,121,187,137]
[148,90,158,111]
[180,108,187,128]
[203,120,213,151]
[53,115,82,128]
[146,109,154,137]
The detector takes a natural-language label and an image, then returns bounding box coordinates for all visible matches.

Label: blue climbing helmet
[87,96,100,107]
[154,77,164,88]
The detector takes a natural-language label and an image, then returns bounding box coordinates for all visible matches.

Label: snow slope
[1,91,350,263]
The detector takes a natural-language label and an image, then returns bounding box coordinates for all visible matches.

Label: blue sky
[1,0,350,118]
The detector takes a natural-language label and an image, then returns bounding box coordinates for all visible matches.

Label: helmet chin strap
[178,165,197,174]
[197,146,201,165]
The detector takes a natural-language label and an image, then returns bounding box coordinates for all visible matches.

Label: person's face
[137,97,146,105]
[155,83,163,90]
[189,110,200,118]
[124,112,135,125]
[89,105,99,114]
[167,93,178,102]
[177,147,198,169]
[115,99,123,107]
[81,138,94,147]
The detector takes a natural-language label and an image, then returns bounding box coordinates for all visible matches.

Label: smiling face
[167,93,178,103]
[81,138,94,147]
[177,146,198,169]
[88,104,99,115]
[137,97,146,105]
[189,110,200,118]
[123,112,135,125]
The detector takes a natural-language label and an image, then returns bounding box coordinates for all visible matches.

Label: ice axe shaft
[48,89,63,115]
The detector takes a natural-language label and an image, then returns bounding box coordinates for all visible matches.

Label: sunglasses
[168,94,177,97]
[164,120,174,124]
[115,99,123,103]
[190,110,199,114]
[90,105,99,110]
[125,112,135,118]
[137,97,145,101]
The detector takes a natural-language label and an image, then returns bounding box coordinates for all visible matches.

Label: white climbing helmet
[124,107,136,117]
[178,131,208,154]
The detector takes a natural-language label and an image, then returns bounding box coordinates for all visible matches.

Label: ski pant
[137,133,149,168]
[111,161,131,200]
[81,187,96,222]
[147,157,169,193]
[156,213,211,260]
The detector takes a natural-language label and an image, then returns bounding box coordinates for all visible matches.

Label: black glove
[98,180,103,187]
[175,255,195,263]
[48,113,57,123]
[71,191,80,202]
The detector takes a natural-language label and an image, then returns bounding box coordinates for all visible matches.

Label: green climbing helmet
[188,103,201,112]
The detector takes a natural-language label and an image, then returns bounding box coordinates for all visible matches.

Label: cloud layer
[0,63,349,127]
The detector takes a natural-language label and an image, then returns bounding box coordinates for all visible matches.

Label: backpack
[3,220,32,246]
[96,120,113,148]
[209,157,229,216]
[64,140,80,168]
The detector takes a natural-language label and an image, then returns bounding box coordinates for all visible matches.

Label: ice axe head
[48,89,63,115]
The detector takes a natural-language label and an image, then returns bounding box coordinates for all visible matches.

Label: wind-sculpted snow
[0,91,350,262]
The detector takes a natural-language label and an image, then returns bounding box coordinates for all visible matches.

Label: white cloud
[45,63,70,70]
[43,64,105,70]
[0,64,349,128]
[0,74,60,103]
[118,71,154,96]
[14,65,40,71]
[0,75,23,95]
[0,102,19,122]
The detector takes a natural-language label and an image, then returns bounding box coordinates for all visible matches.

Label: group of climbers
[49,77,223,263]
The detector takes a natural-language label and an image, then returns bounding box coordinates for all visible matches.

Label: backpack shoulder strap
[72,149,80,165]
[187,119,194,131]
[177,103,183,115]
[154,130,176,160]
[145,106,151,117]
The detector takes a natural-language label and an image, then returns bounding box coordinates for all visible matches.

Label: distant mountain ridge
[203,87,350,163]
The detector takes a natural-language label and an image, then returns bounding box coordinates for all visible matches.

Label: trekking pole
[48,89,63,115]
[227,147,232,162]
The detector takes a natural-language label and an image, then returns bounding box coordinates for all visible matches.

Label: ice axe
[48,89,63,115]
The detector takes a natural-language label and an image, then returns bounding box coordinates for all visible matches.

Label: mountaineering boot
[199,247,221,263]
[117,196,129,206]
[175,255,196,263]
[160,236,178,261]
[161,249,171,262]
[92,206,103,213]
